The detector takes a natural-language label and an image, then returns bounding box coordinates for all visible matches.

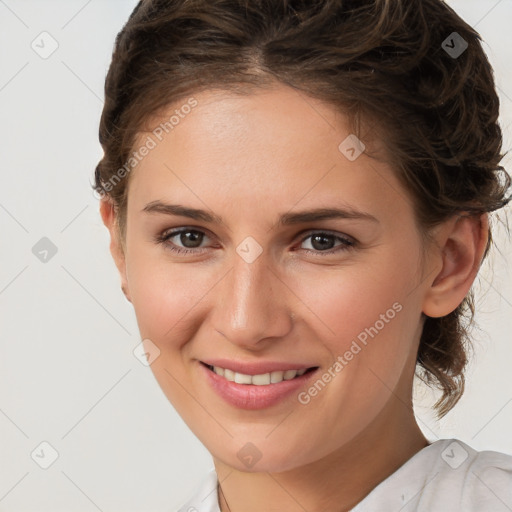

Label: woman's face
[115,84,434,472]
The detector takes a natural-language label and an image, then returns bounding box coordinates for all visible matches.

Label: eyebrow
[142,200,379,226]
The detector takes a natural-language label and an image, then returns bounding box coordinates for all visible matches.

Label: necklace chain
[218,483,232,512]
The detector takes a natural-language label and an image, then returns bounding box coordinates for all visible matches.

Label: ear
[99,198,132,303]
[422,213,489,318]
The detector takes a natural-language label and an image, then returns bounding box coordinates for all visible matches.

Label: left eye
[299,232,354,254]
[155,228,355,256]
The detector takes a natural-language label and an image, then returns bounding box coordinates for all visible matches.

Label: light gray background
[0,1,511,511]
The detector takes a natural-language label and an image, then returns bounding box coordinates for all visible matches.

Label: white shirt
[176,438,512,511]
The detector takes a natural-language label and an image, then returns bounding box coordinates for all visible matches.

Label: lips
[199,359,319,410]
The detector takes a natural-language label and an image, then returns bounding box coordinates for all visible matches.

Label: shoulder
[351,438,512,512]
[175,468,220,512]
[406,439,512,512]
[453,439,512,511]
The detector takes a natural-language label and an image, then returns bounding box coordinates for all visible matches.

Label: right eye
[155,227,213,255]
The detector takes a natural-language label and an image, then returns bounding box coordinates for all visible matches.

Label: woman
[94,1,512,510]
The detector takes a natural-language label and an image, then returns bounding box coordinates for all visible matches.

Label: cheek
[290,253,422,403]
[293,261,414,346]
[125,250,213,411]
[125,246,209,342]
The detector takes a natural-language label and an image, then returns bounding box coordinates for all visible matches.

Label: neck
[215,399,429,512]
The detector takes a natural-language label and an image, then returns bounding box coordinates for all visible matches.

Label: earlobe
[422,213,488,318]
[99,198,132,303]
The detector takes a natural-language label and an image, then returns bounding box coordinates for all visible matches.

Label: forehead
[145,85,352,155]
[127,84,408,221]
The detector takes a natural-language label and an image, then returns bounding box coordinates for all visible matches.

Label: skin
[100,83,488,512]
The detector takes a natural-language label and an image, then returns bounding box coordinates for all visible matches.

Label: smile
[205,364,314,385]
[200,361,319,410]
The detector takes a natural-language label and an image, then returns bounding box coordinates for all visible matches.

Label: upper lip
[200,358,317,375]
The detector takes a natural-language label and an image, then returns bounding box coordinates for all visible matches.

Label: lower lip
[200,362,318,410]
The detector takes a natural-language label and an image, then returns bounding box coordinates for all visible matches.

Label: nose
[211,253,294,350]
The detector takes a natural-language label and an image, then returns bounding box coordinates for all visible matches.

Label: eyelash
[154,227,356,257]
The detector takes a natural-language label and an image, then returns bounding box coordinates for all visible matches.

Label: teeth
[251,373,271,385]
[211,365,309,385]
[234,372,252,384]
[270,370,284,383]
[283,369,298,380]
[224,368,235,381]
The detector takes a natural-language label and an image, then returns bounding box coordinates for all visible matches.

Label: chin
[208,435,315,474]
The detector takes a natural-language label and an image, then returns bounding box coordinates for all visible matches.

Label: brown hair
[94,0,511,418]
